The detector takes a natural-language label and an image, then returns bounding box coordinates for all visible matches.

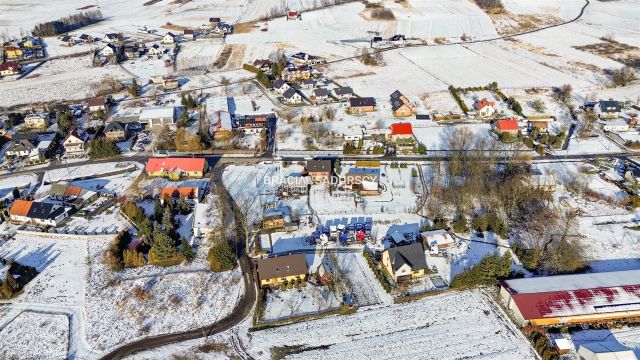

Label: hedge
[243,63,260,73]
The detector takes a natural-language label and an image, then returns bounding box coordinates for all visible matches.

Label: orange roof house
[495,119,519,135]
[145,158,207,179]
[160,187,199,202]
[9,200,33,222]
[63,185,83,197]
[9,200,33,217]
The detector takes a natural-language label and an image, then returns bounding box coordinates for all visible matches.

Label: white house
[139,106,177,128]
[103,33,123,43]
[420,229,455,255]
[162,32,177,44]
[333,86,353,100]
[283,88,303,104]
[63,130,89,157]
[4,139,39,159]
[148,44,166,56]
[596,99,621,119]
[598,119,629,132]
[474,98,496,118]
[272,79,290,94]
[100,43,117,57]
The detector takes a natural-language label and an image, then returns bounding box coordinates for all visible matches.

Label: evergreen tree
[452,214,468,233]
[153,197,163,221]
[57,110,76,135]
[177,195,190,215]
[207,241,235,272]
[181,237,193,261]
[148,229,178,264]
[88,138,121,159]
[162,206,174,232]
[138,218,154,246]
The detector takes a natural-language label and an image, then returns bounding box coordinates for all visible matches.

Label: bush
[207,241,236,272]
[363,250,393,292]
[121,202,146,225]
[242,63,260,73]
[102,231,132,271]
[512,243,540,271]
[370,8,395,20]
[474,0,503,10]
[0,261,39,299]
[123,249,146,268]
[610,66,637,87]
[448,86,469,113]
[88,138,121,159]
[452,215,468,233]
[450,252,512,288]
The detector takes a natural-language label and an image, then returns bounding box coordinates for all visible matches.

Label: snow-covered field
[44,161,141,182]
[331,252,393,306]
[0,55,130,107]
[0,174,39,199]
[0,312,69,360]
[262,284,341,322]
[247,290,537,360]
[86,236,244,351]
[0,231,245,356]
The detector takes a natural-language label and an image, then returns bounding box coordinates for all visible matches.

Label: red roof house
[494,119,519,135]
[146,158,207,179]
[474,98,495,110]
[0,61,22,76]
[388,123,414,141]
[499,270,640,326]
[474,98,497,117]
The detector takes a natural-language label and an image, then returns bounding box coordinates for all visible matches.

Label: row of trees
[32,10,103,36]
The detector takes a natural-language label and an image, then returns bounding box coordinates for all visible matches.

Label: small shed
[554,339,571,355]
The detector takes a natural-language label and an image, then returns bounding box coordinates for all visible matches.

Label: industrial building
[500,270,640,326]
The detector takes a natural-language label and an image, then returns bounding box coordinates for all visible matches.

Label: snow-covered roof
[421,229,454,246]
[139,106,175,120]
[206,97,229,114]
[503,270,640,294]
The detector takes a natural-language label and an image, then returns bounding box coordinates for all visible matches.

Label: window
[275,267,279,272]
